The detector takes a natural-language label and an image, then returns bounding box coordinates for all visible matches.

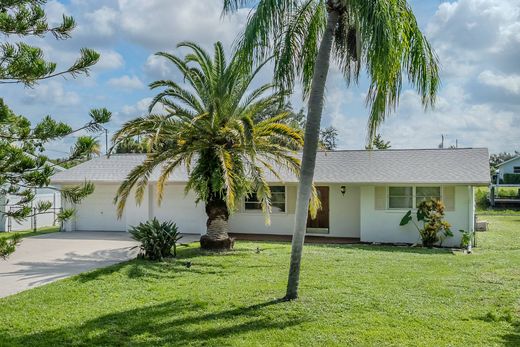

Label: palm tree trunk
[200,197,235,250]
[285,8,339,300]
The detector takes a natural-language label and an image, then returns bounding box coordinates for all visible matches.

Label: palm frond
[114,40,304,223]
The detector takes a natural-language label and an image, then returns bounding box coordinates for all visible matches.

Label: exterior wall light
[340,185,346,196]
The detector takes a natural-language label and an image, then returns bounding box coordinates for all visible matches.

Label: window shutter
[287,185,297,214]
[443,186,455,211]
[375,186,386,210]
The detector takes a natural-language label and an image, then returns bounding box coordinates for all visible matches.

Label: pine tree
[365,134,391,150]
[0,1,111,258]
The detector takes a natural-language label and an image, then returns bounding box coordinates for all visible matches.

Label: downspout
[468,186,475,247]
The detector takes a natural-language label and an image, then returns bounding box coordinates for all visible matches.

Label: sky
[1,0,519,157]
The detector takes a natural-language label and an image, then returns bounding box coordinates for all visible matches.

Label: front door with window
[307,186,329,233]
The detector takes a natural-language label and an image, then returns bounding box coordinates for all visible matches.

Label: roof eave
[497,155,520,167]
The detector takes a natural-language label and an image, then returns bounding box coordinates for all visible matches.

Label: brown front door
[307,186,329,232]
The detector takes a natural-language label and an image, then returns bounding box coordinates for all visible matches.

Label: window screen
[388,187,413,209]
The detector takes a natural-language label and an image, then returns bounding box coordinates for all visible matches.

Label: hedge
[503,173,520,184]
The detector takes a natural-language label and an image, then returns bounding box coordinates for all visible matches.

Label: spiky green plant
[224,0,440,299]
[129,218,182,260]
[112,41,305,250]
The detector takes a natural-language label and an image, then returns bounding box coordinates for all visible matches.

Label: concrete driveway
[0,231,199,298]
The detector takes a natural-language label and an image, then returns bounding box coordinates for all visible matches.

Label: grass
[0,216,519,346]
[478,210,520,216]
[0,226,60,240]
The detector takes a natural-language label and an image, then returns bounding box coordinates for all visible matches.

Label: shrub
[475,188,489,210]
[503,173,520,184]
[400,200,453,248]
[0,234,22,260]
[497,187,520,198]
[129,218,182,260]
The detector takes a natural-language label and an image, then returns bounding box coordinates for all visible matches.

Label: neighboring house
[0,164,64,232]
[51,148,490,247]
[0,188,62,232]
[496,156,520,182]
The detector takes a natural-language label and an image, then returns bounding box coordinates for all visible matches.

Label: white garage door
[153,185,206,234]
[75,185,126,231]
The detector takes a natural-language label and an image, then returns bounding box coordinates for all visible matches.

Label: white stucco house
[51,148,490,247]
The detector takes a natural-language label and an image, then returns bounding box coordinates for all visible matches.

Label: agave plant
[113,41,308,250]
[129,218,182,260]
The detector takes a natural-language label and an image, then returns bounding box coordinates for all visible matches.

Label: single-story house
[51,148,490,247]
[496,155,520,182]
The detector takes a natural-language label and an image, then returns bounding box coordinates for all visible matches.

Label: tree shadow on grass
[74,245,252,283]
[75,258,230,284]
[473,314,520,347]
[3,298,303,346]
[503,323,520,347]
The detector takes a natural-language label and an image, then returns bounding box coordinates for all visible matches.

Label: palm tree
[114,137,146,154]
[112,41,304,250]
[71,136,101,160]
[224,0,440,299]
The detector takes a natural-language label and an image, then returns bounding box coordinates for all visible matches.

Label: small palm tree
[112,41,304,250]
[71,136,101,160]
[224,0,440,299]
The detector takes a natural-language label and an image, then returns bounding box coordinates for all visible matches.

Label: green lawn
[0,217,518,346]
[0,226,60,240]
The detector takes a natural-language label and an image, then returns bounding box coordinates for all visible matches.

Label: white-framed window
[244,186,286,213]
[514,166,520,174]
[388,186,441,209]
[388,187,414,209]
[415,187,441,207]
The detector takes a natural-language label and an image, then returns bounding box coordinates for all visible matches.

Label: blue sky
[1,0,519,157]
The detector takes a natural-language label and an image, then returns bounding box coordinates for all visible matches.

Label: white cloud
[22,81,81,107]
[478,70,520,95]
[120,97,153,116]
[114,96,169,126]
[107,75,145,89]
[378,89,520,152]
[95,50,125,70]
[143,53,175,80]
[116,0,249,50]
[427,0,520,79]
[45,0,70,26]
[84,6,119,36]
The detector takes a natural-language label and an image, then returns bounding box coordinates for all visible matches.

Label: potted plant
[459,229,474,253]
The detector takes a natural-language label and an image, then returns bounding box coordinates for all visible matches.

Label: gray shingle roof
[51,148,490,185]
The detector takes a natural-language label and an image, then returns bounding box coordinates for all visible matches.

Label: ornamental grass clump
[400,200,453,248]
[129,218,182,260]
